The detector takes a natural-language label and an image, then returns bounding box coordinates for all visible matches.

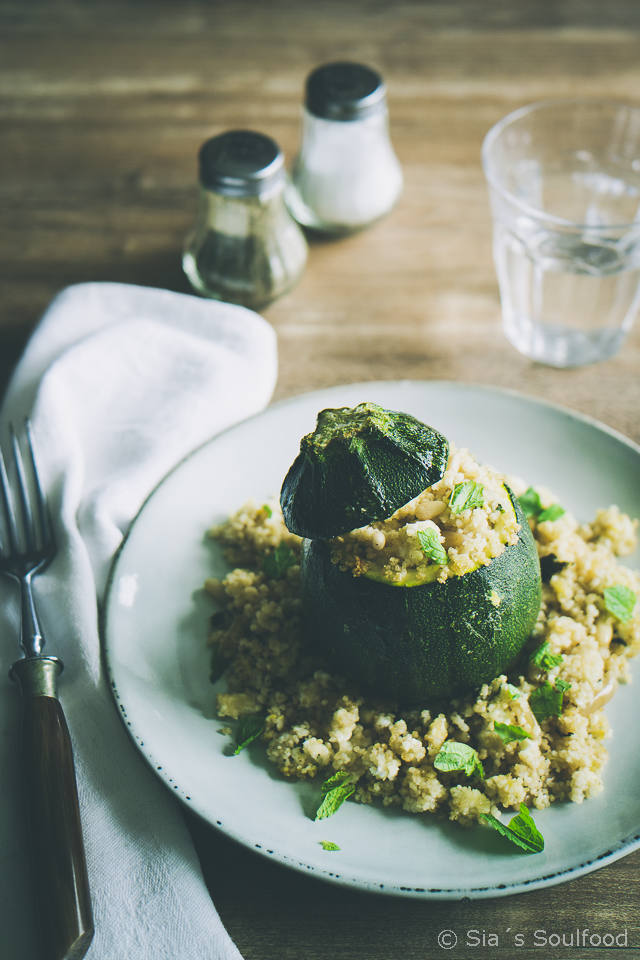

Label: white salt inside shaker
[285,62,403,234]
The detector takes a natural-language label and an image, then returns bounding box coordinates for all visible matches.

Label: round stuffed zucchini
[281,403,542,704]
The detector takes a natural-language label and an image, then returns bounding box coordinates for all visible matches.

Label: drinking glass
[482,99,640,367]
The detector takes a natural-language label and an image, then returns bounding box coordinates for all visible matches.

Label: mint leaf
[262,504,273,518]
[479,803,544,853]
[262,542,296,579]
[493,722,532,745]
[505,683,522,700]
[315,783,355,820]
[555,678,572,694]
[518,487,564,522]
[508,804,545,852]
[529,682,563,722]
[518,487,542,519]
[320,840,341,851]
[434,741,484,778]
[537,504,565,522]
[233,715,265,755]
[320,771,354,794]
[416,528,449,565]
[315,771,357,820]
[604,584,637,623]
[529,642,564,671]
[450,481,484,514]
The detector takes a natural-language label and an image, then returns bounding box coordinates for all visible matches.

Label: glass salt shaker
[183,130,308,310]
[285,62,403,235]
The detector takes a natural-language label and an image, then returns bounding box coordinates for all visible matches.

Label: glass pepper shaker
[183,130,308,310]
[285,62,403,235]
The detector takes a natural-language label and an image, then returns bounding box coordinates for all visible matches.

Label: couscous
[205,446,640,833]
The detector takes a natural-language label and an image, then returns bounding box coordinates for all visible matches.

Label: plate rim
[102,379,640,900]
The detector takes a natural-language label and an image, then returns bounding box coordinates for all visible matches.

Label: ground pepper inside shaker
[183,130,308,310]
[285,62,403,235]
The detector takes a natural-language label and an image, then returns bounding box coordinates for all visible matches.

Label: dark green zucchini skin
[281,403,449,540]
[300,493,541,705]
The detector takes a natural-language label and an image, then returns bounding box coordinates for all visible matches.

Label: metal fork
[2,422,94,960]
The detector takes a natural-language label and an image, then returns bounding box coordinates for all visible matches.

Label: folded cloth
[0,283,278,960]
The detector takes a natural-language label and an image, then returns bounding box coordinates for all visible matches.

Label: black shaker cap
[198,130,285,197]
[305,62,387,122]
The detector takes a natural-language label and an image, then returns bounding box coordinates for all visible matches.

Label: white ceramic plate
[103,381,640,900]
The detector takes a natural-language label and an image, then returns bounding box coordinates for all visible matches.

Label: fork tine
[0,434,20,556]
[25,419,52,551]
[11,423,36,553]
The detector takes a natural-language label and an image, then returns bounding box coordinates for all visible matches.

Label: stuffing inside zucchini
[329,442,520,586]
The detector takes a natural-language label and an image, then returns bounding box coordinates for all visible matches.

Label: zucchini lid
[280,402,449,540]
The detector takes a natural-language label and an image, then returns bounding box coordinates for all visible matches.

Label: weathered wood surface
[2,3,640,958]
[2,4,640,440]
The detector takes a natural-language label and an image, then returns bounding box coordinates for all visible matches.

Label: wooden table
[2,3,639,958]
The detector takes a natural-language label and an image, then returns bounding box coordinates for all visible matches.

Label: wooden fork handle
[11,657,94,960]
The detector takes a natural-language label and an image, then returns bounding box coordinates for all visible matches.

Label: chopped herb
[233,715,265,755]
[450,480,484,514]
[315,771,357,821]
[434,741,484,779]
[479,803,544,853]
[262,541,296,579]
[315,776,355,820]
[537,504,565,523]
[320,840,341,851]
[603,584,637,623]
[518,487,564,523]
[554,678,572,694]
[493,722,532,744]
[262,504,273,518]
[529,682,563,722]
[320,770,354,794]
[518,487,542,519]
[505,683,522,700]
[528,642,564,671]
[416,528,449,566]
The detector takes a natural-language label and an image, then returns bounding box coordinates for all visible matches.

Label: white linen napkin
[0,282,278,960]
